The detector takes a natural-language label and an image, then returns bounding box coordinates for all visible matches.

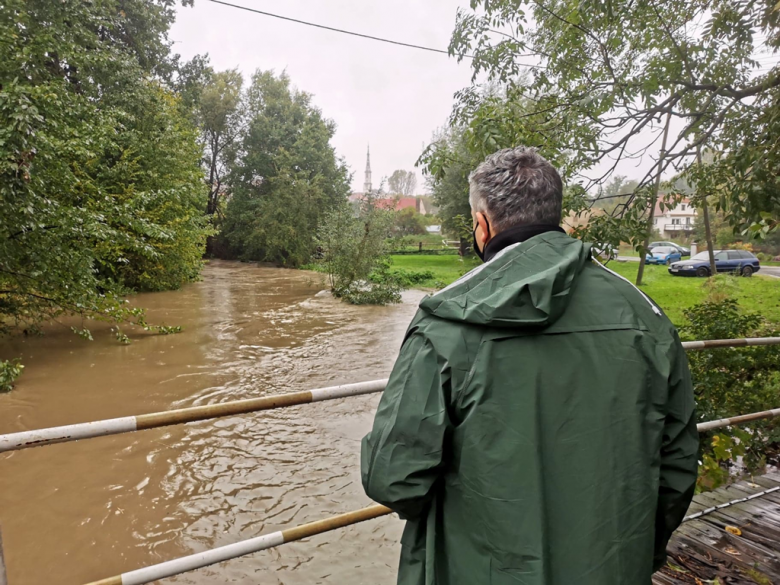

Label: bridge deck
[654,471,780,584]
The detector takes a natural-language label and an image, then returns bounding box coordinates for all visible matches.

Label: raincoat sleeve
[653,337,699,571]
[361,331,451,520]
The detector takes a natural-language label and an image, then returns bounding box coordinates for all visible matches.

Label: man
[361,147,698,584]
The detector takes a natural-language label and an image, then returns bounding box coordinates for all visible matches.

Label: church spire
[363,145,372,194]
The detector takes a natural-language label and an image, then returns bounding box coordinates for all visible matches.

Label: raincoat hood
[420,231,590,328]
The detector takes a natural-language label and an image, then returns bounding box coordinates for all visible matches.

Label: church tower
[363,145,373,194]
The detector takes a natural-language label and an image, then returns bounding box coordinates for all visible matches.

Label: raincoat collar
[421,231,590,328]
[483,224,566,262]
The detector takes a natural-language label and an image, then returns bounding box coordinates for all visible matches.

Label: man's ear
[476,211,491,246]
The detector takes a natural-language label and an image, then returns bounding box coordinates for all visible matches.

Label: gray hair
[469,147,563,231]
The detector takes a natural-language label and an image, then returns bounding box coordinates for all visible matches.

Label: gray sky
[171,0,474,193]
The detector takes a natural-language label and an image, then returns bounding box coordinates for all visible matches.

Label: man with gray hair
[362,146,698,584]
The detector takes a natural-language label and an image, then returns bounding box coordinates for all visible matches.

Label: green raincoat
[361,231,698,585]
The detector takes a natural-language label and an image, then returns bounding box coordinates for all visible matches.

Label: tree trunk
[636,111,672,286]
[696,148,717,276]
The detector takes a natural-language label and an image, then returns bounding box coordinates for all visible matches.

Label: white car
[592,244,618,260]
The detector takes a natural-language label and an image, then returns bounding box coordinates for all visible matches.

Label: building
[349,147,429,214]
[653,197,696,238]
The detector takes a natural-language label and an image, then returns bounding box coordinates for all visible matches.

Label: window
[728,251,742,260]
[681,204,686,211]
[685,217,691,225]
[671,218,681,225]
[653,218,657,225]
[715,251,728,261]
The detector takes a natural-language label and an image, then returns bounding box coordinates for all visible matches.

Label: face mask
[472,218,490,262]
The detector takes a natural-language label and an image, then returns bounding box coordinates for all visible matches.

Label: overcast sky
[171,0,474,193]
[172,2,777,196]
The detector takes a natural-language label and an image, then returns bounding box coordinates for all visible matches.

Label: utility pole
[636,110,672,287]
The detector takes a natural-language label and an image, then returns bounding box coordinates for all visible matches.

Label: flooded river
[0,261,423,585]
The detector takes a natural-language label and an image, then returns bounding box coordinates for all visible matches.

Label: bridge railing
[2,336,779,455]
[1,336,779,585]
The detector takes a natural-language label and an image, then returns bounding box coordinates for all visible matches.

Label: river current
[0,261,424,584]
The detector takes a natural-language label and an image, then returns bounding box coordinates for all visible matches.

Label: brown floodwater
[0,260,424,585]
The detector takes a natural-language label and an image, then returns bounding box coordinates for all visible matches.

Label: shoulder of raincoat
[361,231,698,585]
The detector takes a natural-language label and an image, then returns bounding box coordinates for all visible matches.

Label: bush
[681,297,780,490]
[387,269,436,287]
[0,359,24,393]
[317,196,401,305]
[393,207,428,236]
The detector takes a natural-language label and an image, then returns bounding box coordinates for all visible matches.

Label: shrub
[0,359,24,393]
[681,298,780,490]
[317,196,401,305]
[386,269,436,287]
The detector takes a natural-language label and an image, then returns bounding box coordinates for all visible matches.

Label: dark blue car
[668,250,761,277]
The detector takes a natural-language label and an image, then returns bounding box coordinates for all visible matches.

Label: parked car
[645,246,682,265]
[649,241,691,256]
[668,250,761,277]
[592,243,618,260]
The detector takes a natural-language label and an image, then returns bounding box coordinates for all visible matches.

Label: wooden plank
[655,475,780,584]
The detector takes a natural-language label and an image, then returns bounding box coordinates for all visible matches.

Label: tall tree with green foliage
[449,0,780,249]
[419,84,583,250]
[197,69,245,217]
[220,71,350,266]
[0,0,209,345]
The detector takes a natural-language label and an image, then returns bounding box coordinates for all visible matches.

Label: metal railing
[2,337,780,455]
[1,336,779,585]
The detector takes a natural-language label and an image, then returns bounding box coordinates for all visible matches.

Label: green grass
[390,254,780,328]
[390,254,480,287]
[607,262,780,327]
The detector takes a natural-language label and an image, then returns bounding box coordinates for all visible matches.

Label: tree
[590,176,638,214]
[449,0,780,262]
[220,71,350,266]
[394,207,428,236]
[0,0,208,341]
[198,69,245,217]
[419,83,581,253]
[420,127,479,252]
[317,195,401,305]
[387,170,418,197]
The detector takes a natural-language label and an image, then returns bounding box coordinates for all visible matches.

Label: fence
[1,336,779,585]
[390,240,462,255]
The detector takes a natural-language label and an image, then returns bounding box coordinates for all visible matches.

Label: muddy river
[0,261,424,585]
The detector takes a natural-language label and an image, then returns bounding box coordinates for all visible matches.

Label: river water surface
[0,261,424,585]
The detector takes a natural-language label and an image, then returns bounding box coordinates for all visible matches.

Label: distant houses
[564,195,698,241]
[653,197,696,238]
[348,193,429,215]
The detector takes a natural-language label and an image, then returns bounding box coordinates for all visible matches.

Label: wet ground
[0,261,423,584]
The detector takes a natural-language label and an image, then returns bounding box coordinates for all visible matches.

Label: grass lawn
[391,254,780,328]
[390,254,480,287]
[607,262,780,326]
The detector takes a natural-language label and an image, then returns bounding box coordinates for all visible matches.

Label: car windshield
[691,251,718,260]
